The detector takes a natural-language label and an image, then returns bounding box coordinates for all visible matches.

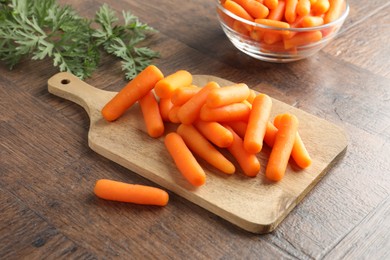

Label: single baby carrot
[223,0,254,21]
[94,179,169,206]
[324,0,344,24]
[171,85,200,106]
[244,93,272,154]
[274,114,312,168]
[311,0,329,15]
[165,133,206,187]
[154,70,192,99]
[233,0,269,19]
[139,91,165,138]
[296,0,311,17]
[225,126,261,177]
[225,121,248,138]
[177,124,235,174]
[168,105,181,124]
[206,83,250,108]
[200,102,251,122]
[102,65,164,122]
[177,81,220,125]
[285,0,298,23]
[159,98,174,122]
[264,0,279,10]
[265,113,298,181]
[267,0,286,21]
[255,19,291,35]
[263,32,283,44]
[302,15,324,27]
[194,120,234,148]
[232,20,251,36]
[284,30,322,49]
[263,121,278,147]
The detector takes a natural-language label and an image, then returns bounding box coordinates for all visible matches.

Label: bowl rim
[216,0,350,32]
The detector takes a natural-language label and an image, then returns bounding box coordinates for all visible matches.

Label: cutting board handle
[48,72,114,117]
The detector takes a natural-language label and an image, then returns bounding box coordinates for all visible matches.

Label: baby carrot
[194,120,234,148]
[159,98,174,122]
[311,0,330,15]
[233,0,269,19]
[267,0,286,21]
[200,102,251,122]
[284,30,322,49]
[285,0,298,23]
[139,91,165,138]
[247,89,257,104]
[177,81,220,125]
[225,126,261,177]
[171,85,200,106]
[223,0,254,21]
[177,124,235,174]
[264,0,279,10]
[274,114,312,168]
[101,65,164,122]
[154,70,192,99]
[302,15,324,27]
[263,121,278,147]
[206,83,250,108]
[168,105,181,124]
[94,179,169,206]
[263,32,283,44]
[255,19,291,35]
[164,133,206,187]
[265,113,298,181]
[324,0,344,24]
[296,0,311,17]
[244,93,272,154]
[232,20,251,36]
[225,121,248,138]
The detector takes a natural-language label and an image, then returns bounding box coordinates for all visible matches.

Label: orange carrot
[177,124,235,174]
[194,120,234,148]
[311,0,329,15]
[225,121,248,138]
[206,83,250,108]
[255,19,291,35]
[263,32,283,44]
[177,81,220,125]
[168,105,181,124]
[233,0,269,19]
[200,102,251,122]
[139,91,165,138]
[102,65,164,122]
[250,29,264,41]
[285,0,298,23]
[267,0,286,20]
[324,0,344,24]
[263,121,278,147]
[94,179,169,206]
[225,126,261,177]
[282,15,304,39]
[171,86,200,106]
[284,30,322,49]
[296,0,311,16]
[164,133,206,187]
[246,89,257,104]
[154,70,192,99]
[223,0,255,21]
[232,20,251,36]
[302,15,324,27]
[265,113,298,181]
[244,93,272,154]
[159,98,174,122]
[273,114,312,168]
[264,0,279,10]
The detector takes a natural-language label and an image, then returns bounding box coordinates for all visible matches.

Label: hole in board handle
[61,79,70,85]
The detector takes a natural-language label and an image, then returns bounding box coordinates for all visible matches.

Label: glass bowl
[216,0,349,62]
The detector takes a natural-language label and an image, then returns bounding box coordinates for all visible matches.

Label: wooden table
[1,0,389,258]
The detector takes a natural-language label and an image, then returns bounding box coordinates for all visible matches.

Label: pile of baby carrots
[220,0,346,52]
[94,65,312,204]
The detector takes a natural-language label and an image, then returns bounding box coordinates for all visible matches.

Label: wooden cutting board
[48,72,348,234]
